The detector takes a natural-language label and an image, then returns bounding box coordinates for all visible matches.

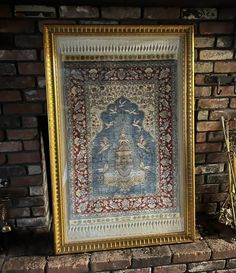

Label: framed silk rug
[44,25,195,254]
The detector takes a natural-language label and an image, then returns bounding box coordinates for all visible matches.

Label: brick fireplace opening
[0,1,236,272]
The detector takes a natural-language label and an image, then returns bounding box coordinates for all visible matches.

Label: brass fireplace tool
[0,179,11,233]
[0,198,11,233]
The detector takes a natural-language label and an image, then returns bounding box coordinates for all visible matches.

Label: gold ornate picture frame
[44,25,195,254]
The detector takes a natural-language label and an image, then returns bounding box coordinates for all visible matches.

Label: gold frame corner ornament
[43,24,195,255]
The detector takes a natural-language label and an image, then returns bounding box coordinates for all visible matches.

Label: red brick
[196,132,206,143]
[0,19,35,33]
[198,98,229,109]
[0,50,37,60]
[200,22,234,34]
[24,89,46,101]
[196,154,206,164]
[207,152,227,163]
[11,175,43,187]
[0,165,26,177]
[0,116,21,128]
[0,186,28,197]
[8,152,41,164]
[91,250,131,272]
[22,117,38,128]
[170,241,211,263]
[18,63,44,75]
[196,184,219,193]
[195,74,206,85]
[4,103,43,114]
[144,7,180,19]
[197,121,222,132]
[198,110,208,120]
[0,5,12,17]
[0,76,35,89]
[9,207,30,218]
[0,153,6,164]
[0,90,21,102]
[23,140,40,150]
[230,98,236,108]
[208,131,224,142]
[47,255,89,273]
[214,61,236,73]
[0,141,22,152]
[32,206,47,217]
[194,86,212,97]
[196,143,222,153]
[196,175,205,185]
[7,129,38,140]
[2,256,45,273]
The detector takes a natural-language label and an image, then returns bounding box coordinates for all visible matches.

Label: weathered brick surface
[91,250,131,272]
[132,246,171,268]
[199,50,234,60]
[101,7,141,19]
[172,241,211,263]
[195,163,224,175]
[207,152,227,163]
[9,207,31,218]
[196,132,207,143]
[2,256,46,273]
[24,89,46,101]
[207,238,236,259]
[188,260,225,272]
[195,62,213,73]
[195,37,215,48]
[154,264,186,273]
[14,5,56,18]
[114,269,151,273]
[182,8,217,20]
[0,5,12,17]
[210,109,236,120]
[207,173,227,184]
[144,7,180,19]
[59,6,99,18]
[0,76,35,89]
[217,37,232,48]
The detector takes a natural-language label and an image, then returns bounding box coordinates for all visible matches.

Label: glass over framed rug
[44,25,195,254]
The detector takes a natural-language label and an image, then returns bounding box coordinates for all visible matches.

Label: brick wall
[0,5,235,230]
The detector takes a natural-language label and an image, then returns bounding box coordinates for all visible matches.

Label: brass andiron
[0,197,11,233]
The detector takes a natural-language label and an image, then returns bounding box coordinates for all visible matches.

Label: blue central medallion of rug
[92,96,156,197]
[64,60,178,217]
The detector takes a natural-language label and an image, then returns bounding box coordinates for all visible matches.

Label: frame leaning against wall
[44,25,195,254]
